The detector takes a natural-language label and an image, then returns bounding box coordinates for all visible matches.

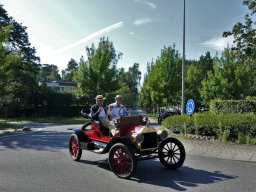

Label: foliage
[74,37,122,106]
[201,47,250,105]
[118,63,141,93]
[38,64,61,81]
[163,112,256,144]
[185,52,213,107]
[107,86,138,106]
[0,117,89,125]
[223,0,256,94]
[140,45,182,109]
[162,114,193,134]
[61,58,78,80]
[210,99,256,114]
[0,5,39,112]
[246,96,256,100]
[193,112,219,136]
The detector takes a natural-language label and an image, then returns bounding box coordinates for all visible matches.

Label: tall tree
[223,0,256,94]
[62,58,78,80]
[74,37,122,105]
[118,63,141,93]
[201,47,250,105]
[185,52,213,106]
[39,64,61,81]
[0,5,39,112]
[140,45,182,109]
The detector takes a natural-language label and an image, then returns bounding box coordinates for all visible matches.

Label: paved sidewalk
[179,138,256,163]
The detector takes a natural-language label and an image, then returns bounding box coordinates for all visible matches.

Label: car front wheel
[108,143,136,179]
[158,137,185,169]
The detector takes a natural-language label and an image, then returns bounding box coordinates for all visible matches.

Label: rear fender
[72,128,92,143]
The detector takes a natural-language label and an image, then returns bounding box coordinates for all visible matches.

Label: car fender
[104,137,135,153]
[71,128,92,143]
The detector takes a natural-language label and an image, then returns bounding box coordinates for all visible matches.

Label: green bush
[245,96,256,101]
[194,112,219,136]
[162,115,193,134]
[210,100,256,114]
[220,130,230,143]
[163,112,256,144]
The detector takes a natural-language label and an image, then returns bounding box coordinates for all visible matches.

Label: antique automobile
[68,110,185,179]
[158,107,181,124]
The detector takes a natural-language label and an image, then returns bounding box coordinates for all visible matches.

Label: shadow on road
[79,158,237,191]
[0,131,70,152]
[134,160,237,191]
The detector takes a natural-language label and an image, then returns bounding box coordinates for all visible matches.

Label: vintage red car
[68,113,185,179]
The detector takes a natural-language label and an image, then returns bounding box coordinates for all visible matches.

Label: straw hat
[95,95,104,100]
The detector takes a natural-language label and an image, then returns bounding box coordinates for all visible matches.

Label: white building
[39,80,77,91]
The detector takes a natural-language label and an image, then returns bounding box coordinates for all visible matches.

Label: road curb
[179,137,256,163]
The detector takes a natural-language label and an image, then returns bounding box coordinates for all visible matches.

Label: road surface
[0,124,255,192]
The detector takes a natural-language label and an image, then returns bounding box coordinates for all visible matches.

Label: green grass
[0,117,89,125]
[147,113,158,118]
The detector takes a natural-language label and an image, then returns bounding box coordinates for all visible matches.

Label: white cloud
[29,35,70,71]
[134,0,157,9]
[201,36,234,51]
[59,21,124,53]
[134,18,152,26]
[129,32,135,35]
[147,2,157,9]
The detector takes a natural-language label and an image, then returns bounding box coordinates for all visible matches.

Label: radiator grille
[140,132,158,150]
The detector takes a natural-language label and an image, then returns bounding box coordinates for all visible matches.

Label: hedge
[163,112,256,143]
[210,100,256,114]
[0,105,90,118]
[246,96,256,101]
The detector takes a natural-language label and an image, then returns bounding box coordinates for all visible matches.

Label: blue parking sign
[186,99,195,115]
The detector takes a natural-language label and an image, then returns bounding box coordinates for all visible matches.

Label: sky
[1,0,249,77]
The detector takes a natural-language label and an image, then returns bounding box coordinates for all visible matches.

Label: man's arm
[90,105,99,120]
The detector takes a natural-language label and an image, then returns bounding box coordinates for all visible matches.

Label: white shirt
[98,107,107,118]
[108,102,127,119]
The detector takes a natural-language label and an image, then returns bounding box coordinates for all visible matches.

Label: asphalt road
[0,124,256,192]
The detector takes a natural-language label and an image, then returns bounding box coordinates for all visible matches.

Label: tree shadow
[79,158,237,191]
[0,130,70,152]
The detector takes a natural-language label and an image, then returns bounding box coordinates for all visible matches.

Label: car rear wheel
[108,143,136,179]
[69,134,82,161]
[158,137,185,169]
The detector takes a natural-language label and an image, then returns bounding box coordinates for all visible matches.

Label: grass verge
[0,117,89,127]
[0,122,23,130]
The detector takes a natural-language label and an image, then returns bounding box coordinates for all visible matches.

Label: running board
[137,154,159,161]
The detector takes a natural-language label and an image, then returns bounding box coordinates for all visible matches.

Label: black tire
[69,134,82,161]
[158,137,185,169]
[108,143,137,179]
[158,116,162,124]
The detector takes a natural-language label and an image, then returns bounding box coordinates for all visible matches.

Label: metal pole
[181,0,186,114]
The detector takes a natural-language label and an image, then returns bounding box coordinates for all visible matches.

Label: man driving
[108,95,128,120]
